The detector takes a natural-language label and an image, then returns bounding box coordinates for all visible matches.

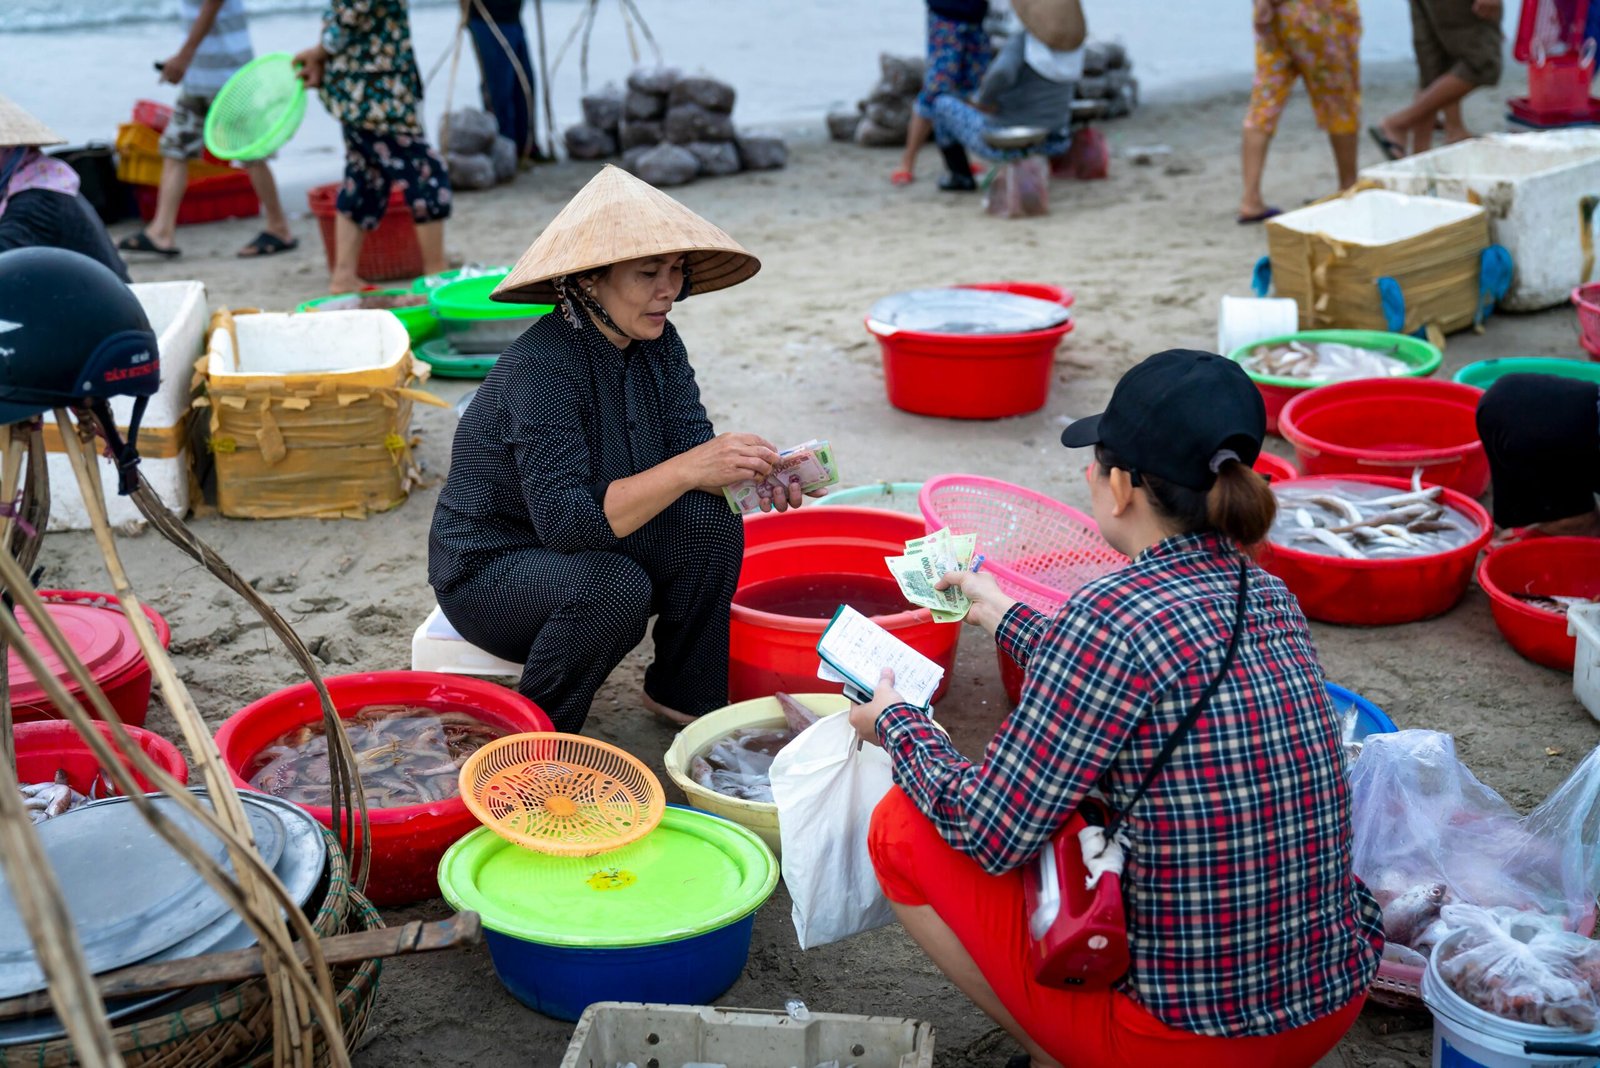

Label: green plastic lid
[437,807,777,948]
[415,337,499,379]
[1226,329,1442,388]
[1453,356,1600,389]
[430,272,554,322]
[204,53,308,161]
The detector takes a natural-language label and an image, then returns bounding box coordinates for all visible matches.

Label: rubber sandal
[116,232,180,258]
[890,169,914,186]
[1367,125,1405,161]
[237,232,299,258]
[1236,206,1282,224]
[938,171,978,192]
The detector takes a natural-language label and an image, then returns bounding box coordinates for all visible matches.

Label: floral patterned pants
[336,126,453,231]
[1246,0,1362,136]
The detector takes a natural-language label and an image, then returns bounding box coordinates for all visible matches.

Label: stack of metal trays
[0,788,328,1045]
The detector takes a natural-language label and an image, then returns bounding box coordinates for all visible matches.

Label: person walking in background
[295,0,451,294]
[118,0,297,260]
[894,0,992,187]
[1370,0,1503,158]
[1238,0,1362,223]
[464,0,539,162]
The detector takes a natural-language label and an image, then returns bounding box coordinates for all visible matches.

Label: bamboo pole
[0,424,26,776]
[532,0,558,160]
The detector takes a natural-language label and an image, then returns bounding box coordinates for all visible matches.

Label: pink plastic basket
[918,474,1126,617]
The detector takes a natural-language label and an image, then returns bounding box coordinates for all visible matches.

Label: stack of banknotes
[885,527,976,623]
[723,439,841,514]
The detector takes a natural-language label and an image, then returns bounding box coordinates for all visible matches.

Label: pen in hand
[968,554,986,574]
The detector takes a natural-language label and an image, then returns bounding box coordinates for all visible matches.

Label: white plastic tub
[1362,132,1600,311]
[560,1003,936,1068]
[1571,603,1600,723]
[43,280,208,530]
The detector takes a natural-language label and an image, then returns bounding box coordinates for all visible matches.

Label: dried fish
[1270,480,1477,560]
[246,704,504,808]
[1242,341,1411,383]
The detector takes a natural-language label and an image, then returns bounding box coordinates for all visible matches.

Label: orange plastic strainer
[458,733,665,857]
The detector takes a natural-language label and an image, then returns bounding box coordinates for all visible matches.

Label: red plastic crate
[307,182,423,281]
[133,169,260,226]
[133,99,172,133]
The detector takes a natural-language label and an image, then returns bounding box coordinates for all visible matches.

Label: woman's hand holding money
[679,433,781,491]
[936,571,1017,637]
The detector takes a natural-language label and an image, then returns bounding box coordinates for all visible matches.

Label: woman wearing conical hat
[429,165,812,733]
[0,96,129,281]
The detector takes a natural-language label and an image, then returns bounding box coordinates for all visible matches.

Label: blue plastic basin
[1327,682,1396,739]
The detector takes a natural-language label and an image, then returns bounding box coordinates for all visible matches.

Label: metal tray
[867,287,1072,336]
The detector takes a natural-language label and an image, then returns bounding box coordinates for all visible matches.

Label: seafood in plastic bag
[247,704,504,808]
[1269,479,1477,559]
[1241,340,1410,382]
[1438,903,1600,1029]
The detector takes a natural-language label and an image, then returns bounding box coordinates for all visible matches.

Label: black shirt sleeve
[655,330,715,457]
[0,190,130,282]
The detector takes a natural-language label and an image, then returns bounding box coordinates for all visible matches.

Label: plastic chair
[411,604,521,677]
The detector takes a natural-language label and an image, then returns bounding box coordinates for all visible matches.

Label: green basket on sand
[1453,356,1600,389]
[429,272,552,349]
[415,337,501,379]
[1225,329,1442,434]
[295,289,440,345]
[203,52,308,160]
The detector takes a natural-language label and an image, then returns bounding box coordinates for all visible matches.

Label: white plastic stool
[410,605,521,677]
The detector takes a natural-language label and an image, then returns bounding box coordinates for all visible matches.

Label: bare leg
[1329,131,1359,190]
[330,212,367,293]
[641,692,695,726]
[891,900,1063,1068]
[1239,124,1272,217]
[1379,73,1476,155]
[1532,508,1600,538]
[240,161,293,246]
[414,220,447,276]
[1442,100,1472,142]
[144,157,190,250]
[898,114,934,178]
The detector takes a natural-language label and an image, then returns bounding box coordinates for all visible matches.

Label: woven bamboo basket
[0,828,383,1068]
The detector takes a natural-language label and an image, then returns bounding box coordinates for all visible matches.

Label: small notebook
[815,605,944,710]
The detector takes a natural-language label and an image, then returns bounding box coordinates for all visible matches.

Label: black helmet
[0,247,161,493]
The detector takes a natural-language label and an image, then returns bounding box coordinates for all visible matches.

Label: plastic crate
[1572,603,1600,722]
[559,1003,935,1068]
[114,122,234,186]
[307,181,423,282]
[133,99,172,132]
[133,169,260,226]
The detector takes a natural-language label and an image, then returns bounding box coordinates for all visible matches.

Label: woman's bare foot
[328,272,368,294]
[642,692,696,726]
[1536,509,1600,539]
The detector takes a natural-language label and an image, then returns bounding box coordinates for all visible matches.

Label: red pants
[867,788,1365,1068]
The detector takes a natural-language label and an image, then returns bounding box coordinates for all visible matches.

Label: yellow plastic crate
[114,123,235,187]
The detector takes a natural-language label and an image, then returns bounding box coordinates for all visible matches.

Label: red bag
[1023,796,1131,988]
[1055,127,1109,181]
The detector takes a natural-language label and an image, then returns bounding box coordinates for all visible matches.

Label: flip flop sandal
[890,169,915,186]
[116,232,180,258]
[1367,125,1405,161]
[237,232,300,258]
[1236,206,1282,224]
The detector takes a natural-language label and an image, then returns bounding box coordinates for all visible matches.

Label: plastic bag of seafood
[1350,730,1600,964]
[1434,903,1600,1029]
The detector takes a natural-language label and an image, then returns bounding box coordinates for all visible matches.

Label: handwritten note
[815,605,944,709]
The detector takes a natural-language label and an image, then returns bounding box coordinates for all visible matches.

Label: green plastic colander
[203,53,308,161]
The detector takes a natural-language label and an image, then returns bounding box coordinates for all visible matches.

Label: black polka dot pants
[436,490,744,732]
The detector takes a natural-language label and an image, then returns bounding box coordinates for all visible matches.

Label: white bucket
[1216,296,1299,358]
[1422,930,1600,1068]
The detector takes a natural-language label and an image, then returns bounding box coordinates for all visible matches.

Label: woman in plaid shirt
[850,351,1383,1067]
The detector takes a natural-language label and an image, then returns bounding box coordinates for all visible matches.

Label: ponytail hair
[1094,445,1277,546]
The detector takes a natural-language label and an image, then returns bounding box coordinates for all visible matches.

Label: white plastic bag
[768,711,895,950]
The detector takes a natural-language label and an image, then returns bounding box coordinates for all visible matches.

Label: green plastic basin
[411,265,512,294]
[1452,356,1600,389]
[437,806,778,949]
[429,272,552,321]
[295,289,439,345]
[415,338,499,379]
[1226,329,1443,434]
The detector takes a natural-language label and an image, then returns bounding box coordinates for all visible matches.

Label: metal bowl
[982,125,1050,150]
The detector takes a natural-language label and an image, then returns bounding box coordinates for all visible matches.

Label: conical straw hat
[0,96,65,148]
[493,164,759,305]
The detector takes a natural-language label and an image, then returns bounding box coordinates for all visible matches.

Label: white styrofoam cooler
[1360,130,1600,311]
[43,280,208,530]
[1572,603,1600,723]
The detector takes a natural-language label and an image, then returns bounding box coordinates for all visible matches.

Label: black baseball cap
[1059,349,1266,490]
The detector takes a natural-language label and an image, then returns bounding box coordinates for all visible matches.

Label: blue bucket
[1327,682,1396,739]
[482,913,758,1021]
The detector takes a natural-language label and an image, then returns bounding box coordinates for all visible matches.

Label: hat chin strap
[86,396,148,496]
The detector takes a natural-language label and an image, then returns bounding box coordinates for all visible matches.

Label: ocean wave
[0,0,463,33]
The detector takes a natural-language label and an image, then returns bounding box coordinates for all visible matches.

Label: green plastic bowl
[815,481,925,514]
[429,272,553,321]
[295,289,439,346]
[410,266,512,293]
[415,337,499,379]
[1226,329,1443,434]
[1452,356,1600,389]
[203,52,308,161]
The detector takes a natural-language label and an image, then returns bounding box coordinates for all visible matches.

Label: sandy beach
[13,22,1593,1068]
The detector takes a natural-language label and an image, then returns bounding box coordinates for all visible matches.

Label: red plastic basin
[1278,379,1489,497]
[213,671,553,906]
[13,719,189,796]
[868,282,1076,419]
[8,590,171,727]
[1254,452,1299,484]
[730,507,961,704]
[1477,537,1600,672]
[1256,476,1491,625]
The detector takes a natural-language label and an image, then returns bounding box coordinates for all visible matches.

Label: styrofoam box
[1361,131,1600,311]
[206,309,409,377]
[411,604,520,677]
[1271,188,1483,244]
[1571,603,1600,723]
[560,1003,935,1068]
[43,280,207,531]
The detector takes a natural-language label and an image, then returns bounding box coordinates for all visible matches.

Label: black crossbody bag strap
[1104,558,1251,838]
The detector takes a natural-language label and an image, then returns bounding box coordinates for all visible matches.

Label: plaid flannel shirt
[876,531,1383,1036]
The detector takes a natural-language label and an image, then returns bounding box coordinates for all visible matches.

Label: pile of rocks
[441,108,519,191]
[828,54,923,148]
[1079,41,1138,119]
[564,67,787,187]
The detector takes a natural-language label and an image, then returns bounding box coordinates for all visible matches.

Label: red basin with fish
[1256,476,1492,625]
[1477,537,1600,672]
[730,507,961,704]
[13,720,189,797]
[213,671,553,906]
[8,589,171,727]
[1278,379,1488,497]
